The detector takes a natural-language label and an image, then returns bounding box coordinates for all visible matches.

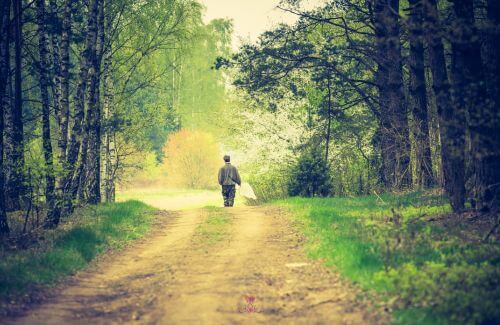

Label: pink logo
[239,295,260,313]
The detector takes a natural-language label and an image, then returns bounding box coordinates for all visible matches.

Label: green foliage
[375,261,500,324]
[277,191,500,323]
[247,165,291,203]
[0,201,155,297]
[288,146,332,197]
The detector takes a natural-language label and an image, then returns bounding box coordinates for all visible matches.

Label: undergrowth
[277,191,500,324]
[0,200,156,298]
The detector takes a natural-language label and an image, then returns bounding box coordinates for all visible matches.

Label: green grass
[194,206,232,245]
[276,192,450,287]
[276,191,500,324]
[0,200,156,297]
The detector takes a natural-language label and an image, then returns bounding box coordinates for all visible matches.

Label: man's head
[223,155,230,163]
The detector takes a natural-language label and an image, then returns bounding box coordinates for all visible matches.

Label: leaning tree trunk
[5,0,25,211]
[408,0,434,189]
[60,0,99,219]
[37,0,59,228]
[448,0,490,211]
[0,0,11,234]
[373,0,412,189]
[423,0,466,211]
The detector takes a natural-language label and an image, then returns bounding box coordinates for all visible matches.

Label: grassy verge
[194,206,232,246]
[276,191,500,324]
[0,200,156,299]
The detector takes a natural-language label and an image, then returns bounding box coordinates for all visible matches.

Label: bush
[162,129,220,189]
[288,146,332,197]
[247,166,291,203]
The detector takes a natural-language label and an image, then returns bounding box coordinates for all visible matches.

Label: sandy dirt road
[7,206,387,324]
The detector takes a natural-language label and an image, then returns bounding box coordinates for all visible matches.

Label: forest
[0,0,499,323]
[220,0,500,212]
[0,0,232,232]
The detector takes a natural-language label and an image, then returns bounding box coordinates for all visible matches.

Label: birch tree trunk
[37,0,59,227]
[49,0,61,125]
[60,0,99,219]
[86,0,105,204]
[103,9,116,203]
[58,0,72,163]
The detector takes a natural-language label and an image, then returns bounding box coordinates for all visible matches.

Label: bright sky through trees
[199,0,325,49]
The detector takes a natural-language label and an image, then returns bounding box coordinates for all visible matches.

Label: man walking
[218,155,241,207]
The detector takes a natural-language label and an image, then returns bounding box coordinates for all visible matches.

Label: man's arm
[218,168,223,185]
[234,167,241,186]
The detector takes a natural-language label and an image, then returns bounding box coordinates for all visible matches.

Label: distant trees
[226,0,499,212]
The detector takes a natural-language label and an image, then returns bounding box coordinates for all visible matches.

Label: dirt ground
[6,206,388,324]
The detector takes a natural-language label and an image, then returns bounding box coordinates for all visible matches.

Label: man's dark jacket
[218,163,241,186]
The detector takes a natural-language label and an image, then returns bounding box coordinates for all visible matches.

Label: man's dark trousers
[222,185,236,207]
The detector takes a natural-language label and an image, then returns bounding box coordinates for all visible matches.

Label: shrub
[162,129,220,189]
[247,165,291,202]
[288,146,332,197]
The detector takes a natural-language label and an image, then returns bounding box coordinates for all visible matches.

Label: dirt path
[7,206,387,324]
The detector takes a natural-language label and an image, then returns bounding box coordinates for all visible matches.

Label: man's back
[218,163,241,186]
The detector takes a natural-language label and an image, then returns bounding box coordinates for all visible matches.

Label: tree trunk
[49,0,61,125]
[60,0,99,217]
[423,0,466,211]
[448,0,490,211]
[86,0,105,205]
[408,0,434,189]
[37,0,59,228]
[0,0,11,234]
[373,0,412,189]
[325,76,332,162]
[58,0,72,163]
[5,0,25,211]
[478,0,500,212]
[103,10,116,203]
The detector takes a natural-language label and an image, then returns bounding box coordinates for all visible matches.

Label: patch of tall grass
[0,200,156,297]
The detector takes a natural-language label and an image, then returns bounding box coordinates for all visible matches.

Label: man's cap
[223,155,230,162]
